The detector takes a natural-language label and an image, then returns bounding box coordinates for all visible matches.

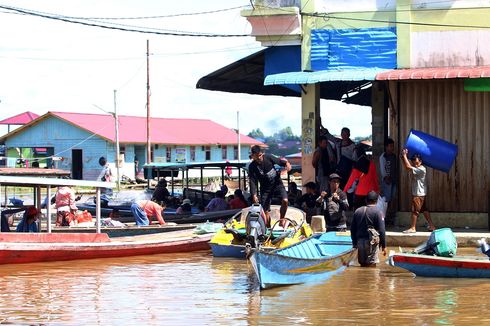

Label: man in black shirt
[350,191,386,267]
[249,145,291,226]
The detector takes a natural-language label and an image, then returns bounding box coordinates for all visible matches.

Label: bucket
[405,129,458,173]
[311,215,326,233]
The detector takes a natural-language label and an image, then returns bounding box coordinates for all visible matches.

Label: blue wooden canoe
[389,252,490,278]
[249,232,355,289]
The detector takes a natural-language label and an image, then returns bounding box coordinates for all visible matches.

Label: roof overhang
[264,68,389,85]
[376,66,490,80]
[197,50,377,106]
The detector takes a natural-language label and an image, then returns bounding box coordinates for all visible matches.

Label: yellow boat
[210,205,313,258]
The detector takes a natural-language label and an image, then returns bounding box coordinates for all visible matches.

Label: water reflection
[0,248,490,324]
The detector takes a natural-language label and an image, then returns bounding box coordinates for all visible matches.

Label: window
[119,145,126,156]
[166,146,171,162]
[233,146,238,160]
[204,146,211,161]
[222,146,227,160]
[190,146,196,161]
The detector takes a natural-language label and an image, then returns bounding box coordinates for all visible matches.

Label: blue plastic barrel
[405,129,458,173]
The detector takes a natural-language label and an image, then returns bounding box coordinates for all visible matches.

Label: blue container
[405,129,458,173]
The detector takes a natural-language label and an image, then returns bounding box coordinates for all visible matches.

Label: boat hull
[210,243,246,258]
[0,231,212,265]
[389,253,490,278]
[250,232,355,289]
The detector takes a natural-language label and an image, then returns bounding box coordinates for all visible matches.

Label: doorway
[72,149,83,180]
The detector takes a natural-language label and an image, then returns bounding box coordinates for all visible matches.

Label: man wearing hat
[177,199,193,214]
[318,173,349,231]
[248,145,291,226]
[350,191,386,267]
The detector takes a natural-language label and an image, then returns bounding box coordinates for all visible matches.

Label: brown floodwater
[0,248,489,325]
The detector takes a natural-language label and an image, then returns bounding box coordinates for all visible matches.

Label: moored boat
[0,228,213,265]
[388,252,490,278]
[210,205,313,259]
[249,231,355,290]
[388,228,490,278]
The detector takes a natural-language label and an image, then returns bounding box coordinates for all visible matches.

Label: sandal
[402,229,416,234]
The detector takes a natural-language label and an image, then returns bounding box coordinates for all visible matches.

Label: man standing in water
[350,191,386,267]
[248,145,291,226]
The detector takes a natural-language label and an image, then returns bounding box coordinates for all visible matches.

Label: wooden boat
[0,228,213,265]
[210,205,313,259]
[249,231,355,290]
[49,223,197,237]
[388,252,490,278]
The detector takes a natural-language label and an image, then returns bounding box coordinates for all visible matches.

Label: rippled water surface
[0,248,489,325]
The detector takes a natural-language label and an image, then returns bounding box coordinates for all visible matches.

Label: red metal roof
[49,112,262,146]
[376,66,490,80]
[0,111,39,125]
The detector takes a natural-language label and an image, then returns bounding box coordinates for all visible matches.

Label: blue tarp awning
[264,68,389,86]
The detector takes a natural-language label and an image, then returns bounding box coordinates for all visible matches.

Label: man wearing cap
[131,200,166,226]
[318,173,349,232]
[248,145,291,226]
[350,191,386,267]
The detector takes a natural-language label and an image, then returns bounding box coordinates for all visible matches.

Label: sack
[76,210,93,223]
[367,226,380,245]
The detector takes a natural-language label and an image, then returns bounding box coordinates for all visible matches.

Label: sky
[0,0,372,138]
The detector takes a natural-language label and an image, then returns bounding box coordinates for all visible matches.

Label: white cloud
[0,0,372,138]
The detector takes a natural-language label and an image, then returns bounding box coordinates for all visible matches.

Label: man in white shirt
[401,149,436,233]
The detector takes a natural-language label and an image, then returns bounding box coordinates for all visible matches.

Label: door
[72,149,83,180]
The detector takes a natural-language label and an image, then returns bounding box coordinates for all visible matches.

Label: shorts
[260,182,288,212]
[412,196,428,215]
[356,238,380,265]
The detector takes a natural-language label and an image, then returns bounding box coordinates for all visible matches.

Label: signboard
[175,148,186,163]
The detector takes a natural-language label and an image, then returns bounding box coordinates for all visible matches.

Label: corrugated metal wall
[393,79,489,212]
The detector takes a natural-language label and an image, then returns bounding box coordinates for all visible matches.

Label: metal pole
[96,187,101,234]
[237,110,241,162]
[46,186,52,233]
[114,90,121,192]
[146,39,151,164]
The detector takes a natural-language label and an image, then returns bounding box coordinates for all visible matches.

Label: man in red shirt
[131,200,166,226]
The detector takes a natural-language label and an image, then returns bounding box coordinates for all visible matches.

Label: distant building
[0,111,262,180]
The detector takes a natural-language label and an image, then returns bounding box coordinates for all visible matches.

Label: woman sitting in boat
[176,198,193,214]
[55,186,78,226]
[16,206,39,233]
[229,189,248,209]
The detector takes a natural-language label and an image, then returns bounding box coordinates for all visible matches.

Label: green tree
[248,128,265,139]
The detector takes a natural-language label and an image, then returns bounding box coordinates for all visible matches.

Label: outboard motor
[245,203,267,249]
[478,238,490,259]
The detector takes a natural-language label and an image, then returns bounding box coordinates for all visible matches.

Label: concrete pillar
[396,0,412,68]
[371,81,386,160]
[301,83,320,187]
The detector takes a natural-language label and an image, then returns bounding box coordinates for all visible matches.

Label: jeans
[381,182,397,203]
[131,203,149,226]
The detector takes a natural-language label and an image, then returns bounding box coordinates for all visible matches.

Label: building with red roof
[0,111,39,132]
[0,111,262,181]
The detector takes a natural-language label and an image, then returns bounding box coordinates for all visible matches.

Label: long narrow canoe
[249,232,355,289]
[0,229,212,265]
[388,252,490,278]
